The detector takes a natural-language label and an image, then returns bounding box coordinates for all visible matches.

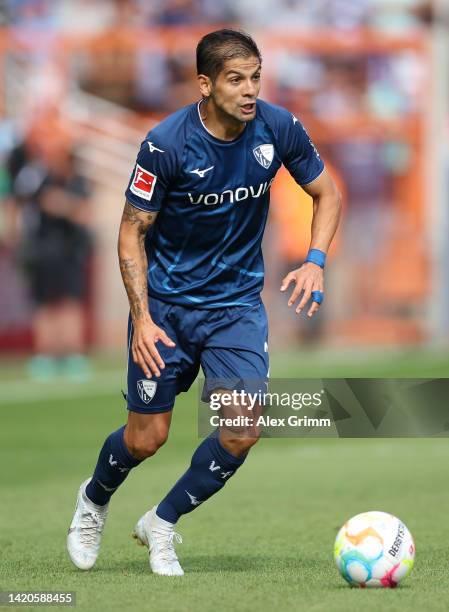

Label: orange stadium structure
[0,27,432,349]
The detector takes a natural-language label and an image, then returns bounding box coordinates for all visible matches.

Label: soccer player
[67,29,341,576]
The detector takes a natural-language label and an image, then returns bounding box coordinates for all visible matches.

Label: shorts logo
[130,164,157,201]
[253,144,274,169]
[137,379,157,404]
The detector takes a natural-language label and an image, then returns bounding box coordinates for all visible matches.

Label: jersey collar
[195,99,248,145]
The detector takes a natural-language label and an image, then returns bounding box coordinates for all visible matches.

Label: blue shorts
[126,297,269,414]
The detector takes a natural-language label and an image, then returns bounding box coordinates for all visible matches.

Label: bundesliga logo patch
[137,379,157,404]
[253,144,274,169]
[130,164,157,201]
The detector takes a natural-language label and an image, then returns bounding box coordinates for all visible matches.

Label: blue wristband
[305,248,326,269]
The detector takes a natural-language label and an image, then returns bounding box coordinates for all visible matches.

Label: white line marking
[0,370,125,405]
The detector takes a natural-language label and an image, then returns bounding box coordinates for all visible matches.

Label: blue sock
[85,425,142,506]
[156,435,246,524]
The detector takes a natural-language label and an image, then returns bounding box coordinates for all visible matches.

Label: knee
[126,430,168,460]
[221,434,260,458]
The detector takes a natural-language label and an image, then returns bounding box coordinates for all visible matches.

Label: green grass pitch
[1,349,449,611]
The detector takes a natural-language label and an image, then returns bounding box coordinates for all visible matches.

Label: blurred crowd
[0,0,435,115]
[0,0,437,121]
[0,0,446,362]
[1,0,436,31]
[1,110,93,379]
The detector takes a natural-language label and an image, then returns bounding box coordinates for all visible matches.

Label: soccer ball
[334,511,415,588]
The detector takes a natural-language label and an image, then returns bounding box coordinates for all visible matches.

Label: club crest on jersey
[137,379,157,404]
[253,144,274,169]
[130,164,157,201]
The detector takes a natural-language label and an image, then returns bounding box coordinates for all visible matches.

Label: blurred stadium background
[0,0,448,379]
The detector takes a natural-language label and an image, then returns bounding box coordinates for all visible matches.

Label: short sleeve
[277,109,324,186]
[125,135,178,212]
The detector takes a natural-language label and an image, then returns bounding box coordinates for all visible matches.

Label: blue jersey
[125,99,324,308]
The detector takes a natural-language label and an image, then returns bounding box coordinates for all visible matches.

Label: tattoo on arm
[118,200,159,321]
[121,200,158,231]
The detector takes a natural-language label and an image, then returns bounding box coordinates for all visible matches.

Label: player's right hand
[131,319,175,378]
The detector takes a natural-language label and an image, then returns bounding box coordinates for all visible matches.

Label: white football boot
[67,479,109,570]
[132,506,184,576]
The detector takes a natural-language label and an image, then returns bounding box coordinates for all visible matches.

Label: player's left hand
[280,263,324,317]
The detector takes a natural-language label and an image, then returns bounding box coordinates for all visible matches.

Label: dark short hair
[196,29,262,82]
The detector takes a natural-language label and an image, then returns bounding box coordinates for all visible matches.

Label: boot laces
[78,509,107,546]
[152,526,182,563]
